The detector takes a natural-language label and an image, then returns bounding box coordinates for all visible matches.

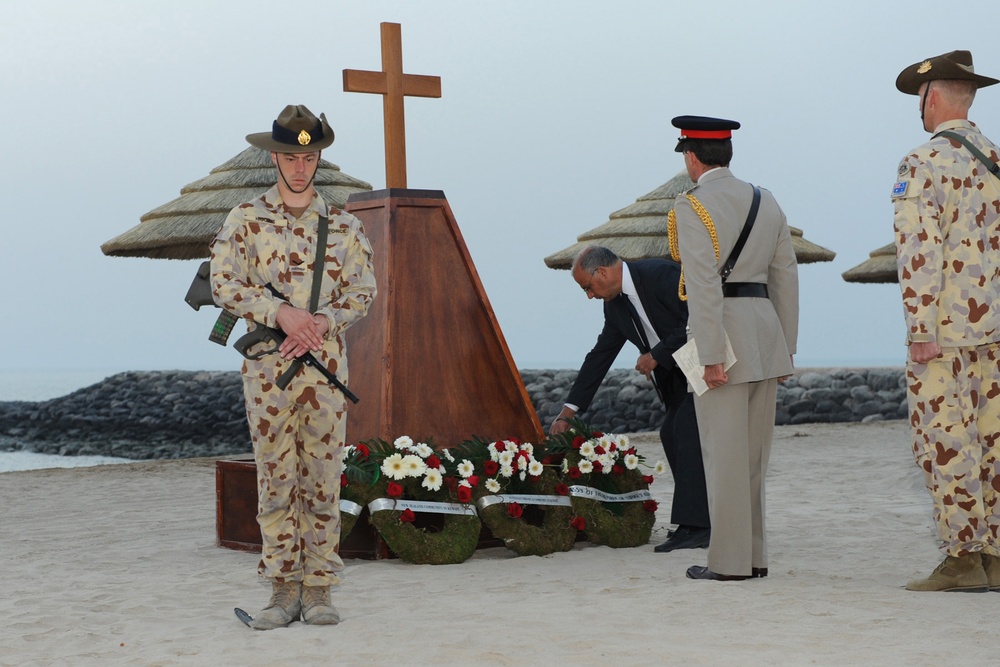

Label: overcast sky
[4,0,999,380]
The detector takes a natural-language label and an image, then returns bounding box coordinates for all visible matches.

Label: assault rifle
[184,261,359,403]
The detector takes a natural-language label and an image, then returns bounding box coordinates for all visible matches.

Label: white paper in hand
[672,334,737,396]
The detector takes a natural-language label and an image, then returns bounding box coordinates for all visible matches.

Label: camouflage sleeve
[209,206,283,327]
[316,214,377,338]
[893,154,942,344]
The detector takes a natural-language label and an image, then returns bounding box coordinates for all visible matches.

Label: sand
[2,420,998,666]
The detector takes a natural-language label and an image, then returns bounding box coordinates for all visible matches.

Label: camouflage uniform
[211,184,376,586]
[892,119,1000,558]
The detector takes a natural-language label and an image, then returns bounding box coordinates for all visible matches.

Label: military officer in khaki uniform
[668,116,799,581]
[892,50,1000,592]
[211,105,377,627]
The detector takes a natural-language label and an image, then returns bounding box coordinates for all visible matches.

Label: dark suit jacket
[567,259,689,413]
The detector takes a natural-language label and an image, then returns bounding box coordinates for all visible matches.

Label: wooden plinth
[343,189,544,447]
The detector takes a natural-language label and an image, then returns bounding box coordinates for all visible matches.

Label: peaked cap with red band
[671,115,740,152]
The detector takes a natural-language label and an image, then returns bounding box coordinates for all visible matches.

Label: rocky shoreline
[0,368,906,461]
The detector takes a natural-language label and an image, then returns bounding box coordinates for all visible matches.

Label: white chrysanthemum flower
[485,478,501,493]
[500,464,515,478]
[457,459,475,478]
[522,443,534,456]
[528,460,544,476]
[598,435,614,451]
[414,443,433,458]
[617,434,630,449]
[597,454,613,471]
[498,451,514,467]
[561,458,569,473]
[393,435,414,450]
[654,460,667,475]
[381,453,406,480]
[421,468,443,492]
[458,479,472,488]
[401,454,427,478]
[516,456,528,471]
[505,440,519,452]
[579,460,594,474]
[624,454,640,470]
[579,441,596,458]
[519,470,526,481]
[441,448,455,462]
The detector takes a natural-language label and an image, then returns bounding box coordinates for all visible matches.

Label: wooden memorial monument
[341,22,543,447]
[217,23,543,555]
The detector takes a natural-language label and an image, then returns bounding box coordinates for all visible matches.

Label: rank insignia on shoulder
[892,181,908,196]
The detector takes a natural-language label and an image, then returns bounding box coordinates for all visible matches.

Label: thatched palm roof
[543,170,836,269]
[841,243,898,283]
[101,148,372,260]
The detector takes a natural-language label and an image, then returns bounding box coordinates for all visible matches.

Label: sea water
[0,369,133,473]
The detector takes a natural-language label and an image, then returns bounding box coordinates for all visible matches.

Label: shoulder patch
[898,163,909,176]
[892,181,908,197]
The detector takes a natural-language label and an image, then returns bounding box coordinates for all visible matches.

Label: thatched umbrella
[841,242,898,283]
[543,170,836,269]
[101,148,373,260]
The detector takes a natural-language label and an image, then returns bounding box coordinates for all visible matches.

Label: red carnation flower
[643,500,658,513]
[593,461,604,473]
[570,516,586,531]
[594,445,605,455]
[457,486,472,503]
[642,475,654,485]
[483,460,499,476]
[593,431,604,438]
[568,466,581,479]
[555,483,569,496]
[612,464,624,475]
[400,508,416,523]
[572,436,585,449]
[355,443,370,459]
[427,454,442,469]
[467,475,479,487]
[506,502,523,519]
[340,473,349,488]
[387,481,403,498]
[493,442,506,453]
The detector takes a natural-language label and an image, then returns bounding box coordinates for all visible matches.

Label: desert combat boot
[982,553,1000,592]
[249,581,302,630]
[301,584,340,625]
[906,553,989,592]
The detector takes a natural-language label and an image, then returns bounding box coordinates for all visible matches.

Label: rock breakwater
[0,368,906,461]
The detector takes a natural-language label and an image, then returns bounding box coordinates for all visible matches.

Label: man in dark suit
[550,245,710,551]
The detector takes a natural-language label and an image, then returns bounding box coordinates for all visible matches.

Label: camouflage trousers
[905,342,1000,557]
[243,366,346,586]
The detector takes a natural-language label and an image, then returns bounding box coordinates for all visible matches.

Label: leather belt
[722,282,769,298]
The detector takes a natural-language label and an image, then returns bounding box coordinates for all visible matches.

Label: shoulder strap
[308,215,329,312]
[718,185,761,283]
[934,130,1000,179]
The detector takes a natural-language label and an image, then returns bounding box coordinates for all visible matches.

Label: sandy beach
[3,420,998,666]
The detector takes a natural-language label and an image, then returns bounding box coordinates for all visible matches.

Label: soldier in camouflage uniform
[211,105,376,627]
[892,51,1000,592]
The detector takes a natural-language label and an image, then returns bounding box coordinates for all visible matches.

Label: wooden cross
[343,22,442,189]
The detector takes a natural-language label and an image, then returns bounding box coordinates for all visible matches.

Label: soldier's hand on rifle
[275,303,325,359]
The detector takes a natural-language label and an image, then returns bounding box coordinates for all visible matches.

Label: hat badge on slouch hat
[246,104,336,152]
[895,50,1000,95]
[670,115,741,152]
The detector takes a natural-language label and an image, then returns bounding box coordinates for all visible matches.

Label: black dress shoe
[653,527,711,553]
[685,565,751,581]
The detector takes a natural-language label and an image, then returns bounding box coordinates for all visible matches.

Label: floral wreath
[454,438,577,557]
[548,419,660,548]
[358,436,481,565]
